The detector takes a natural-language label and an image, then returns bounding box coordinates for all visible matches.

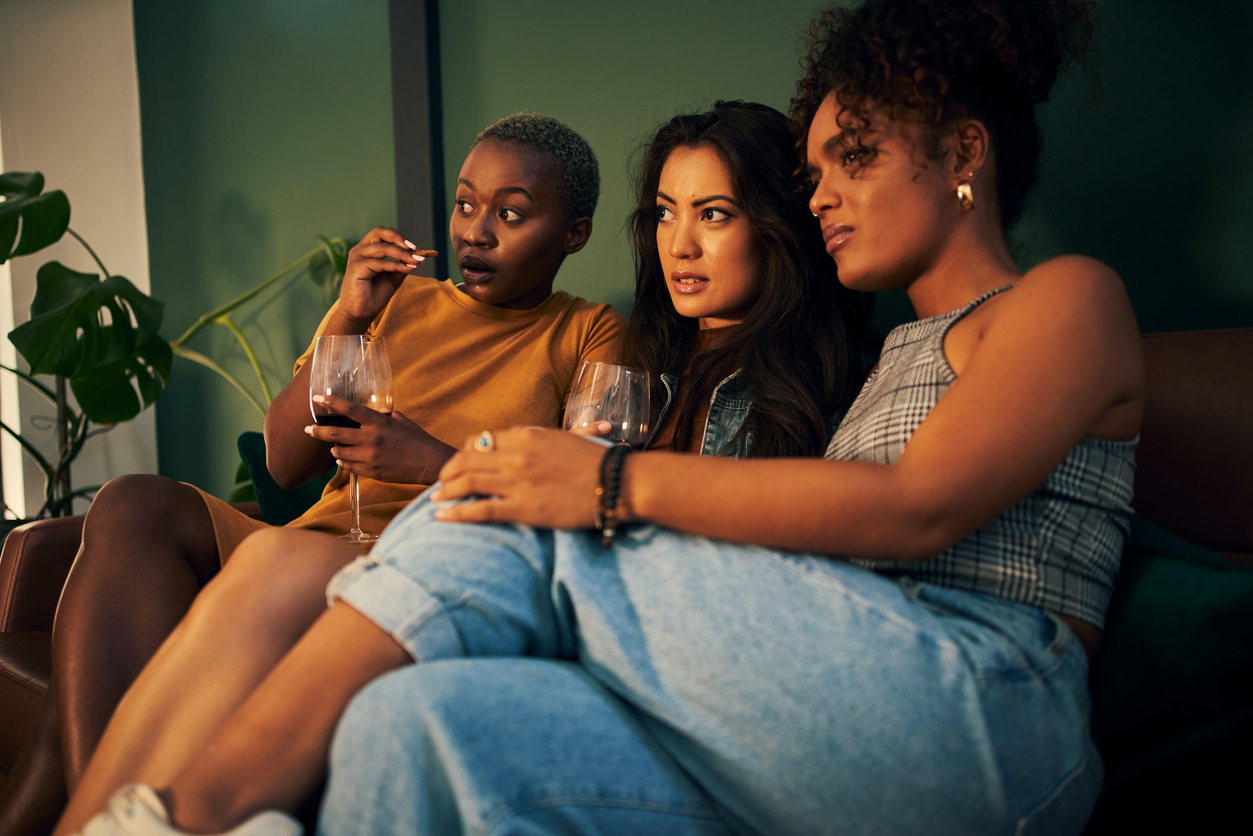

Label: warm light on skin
[655,145,765,330]
[450,140,590,311]
[805,92,962,295]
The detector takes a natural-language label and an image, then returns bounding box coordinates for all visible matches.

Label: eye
[701,207,731,222]
[499,207,522,222]
[455,199,473,215]
[656,205,673,222]
[840,145,875,169]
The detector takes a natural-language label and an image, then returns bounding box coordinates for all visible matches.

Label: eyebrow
[457,178,535,203]
[821,130,855,156]
[655,190,740,207]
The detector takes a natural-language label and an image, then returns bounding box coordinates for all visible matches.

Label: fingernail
[305,426,314,434]
[430,489,442,502]
[404,239,417,249]
[434,508,449,520]
[313,395,325,403]
[410,254,426,262]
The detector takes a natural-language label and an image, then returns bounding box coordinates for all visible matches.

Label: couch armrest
[0,500,264,634]
[0,516,85,633]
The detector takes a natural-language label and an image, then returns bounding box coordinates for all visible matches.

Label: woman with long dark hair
[625,101,867,459]
[56,101,871,836]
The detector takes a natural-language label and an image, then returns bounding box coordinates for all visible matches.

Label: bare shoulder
[1019,255,1126,306]
[994,255,1138,339]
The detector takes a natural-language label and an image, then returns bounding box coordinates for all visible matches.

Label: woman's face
[806,91,957,292]
[655,145,764,330]
[450,139,584,310]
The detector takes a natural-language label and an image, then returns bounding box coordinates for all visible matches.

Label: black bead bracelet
[594,444,630,548]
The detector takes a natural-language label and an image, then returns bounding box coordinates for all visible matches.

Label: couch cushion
[1090,517,1253,768]
[237,431,334,527]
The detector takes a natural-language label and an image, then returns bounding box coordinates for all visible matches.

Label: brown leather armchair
[0,329,1249,830]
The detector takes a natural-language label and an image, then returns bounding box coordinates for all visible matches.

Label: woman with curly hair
[73,0,1140,833]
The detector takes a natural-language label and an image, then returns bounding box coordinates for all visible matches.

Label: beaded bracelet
[594,444,630,548]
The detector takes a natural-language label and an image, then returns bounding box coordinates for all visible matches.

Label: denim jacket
[645,371,754,458]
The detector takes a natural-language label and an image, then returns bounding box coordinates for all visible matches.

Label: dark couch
[0,329,1249,833]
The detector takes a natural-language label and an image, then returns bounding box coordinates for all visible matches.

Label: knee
[192,529,345,629]
[81,474,198,541]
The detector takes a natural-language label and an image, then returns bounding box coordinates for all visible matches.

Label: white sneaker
[78,784,303,836]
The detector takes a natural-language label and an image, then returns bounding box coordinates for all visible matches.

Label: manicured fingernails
[305,426,314,434]
[312,394,326,403]
[404,239,417,250]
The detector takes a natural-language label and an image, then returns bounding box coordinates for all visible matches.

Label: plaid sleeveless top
[825,287,1136,627]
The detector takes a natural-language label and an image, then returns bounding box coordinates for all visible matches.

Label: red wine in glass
[309,335,394,543]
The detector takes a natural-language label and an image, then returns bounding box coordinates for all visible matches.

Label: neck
[903,214,1020,319]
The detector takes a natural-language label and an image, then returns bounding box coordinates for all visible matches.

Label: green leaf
[68,332,171,424]
[310,235,348,309]
[0,172,45,195]
[9,262,165,378]
[0,172,70,264]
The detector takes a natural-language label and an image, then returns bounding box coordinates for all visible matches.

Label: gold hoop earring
[956,182,974,213]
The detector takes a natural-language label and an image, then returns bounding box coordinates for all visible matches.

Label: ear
[948,119,991,182]
[564,217,593,255]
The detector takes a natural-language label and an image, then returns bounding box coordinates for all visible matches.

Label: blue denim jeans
[319,492,1102,835]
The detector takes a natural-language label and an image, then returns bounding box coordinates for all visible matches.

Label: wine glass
[563,361,651,448]
[309,335,394,544]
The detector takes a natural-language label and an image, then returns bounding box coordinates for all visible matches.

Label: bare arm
[433,258,1145,559]
[265,227,428,489]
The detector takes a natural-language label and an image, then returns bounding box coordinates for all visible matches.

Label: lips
[822,224,854,254]
[459,254,496,284]
[670,271,709,295]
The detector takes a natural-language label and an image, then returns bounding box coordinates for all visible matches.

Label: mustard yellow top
[285,276,624,536]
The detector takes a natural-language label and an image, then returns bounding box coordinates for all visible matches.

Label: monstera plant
[0,171,346,518]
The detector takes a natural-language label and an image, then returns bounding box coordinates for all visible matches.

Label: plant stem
[172,245,322,346]
[217,316,273,406]
[170,343,267,416]
[55,377,70,514]
[0,364,57,405]
[67,228,110,277]
[0,420,53,473]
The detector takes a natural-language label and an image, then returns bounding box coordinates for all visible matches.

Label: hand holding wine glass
[563,361,651,448]
[309,335,394,544]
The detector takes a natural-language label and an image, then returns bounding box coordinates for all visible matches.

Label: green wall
[135,0,395,497]
[1021,0,1253,331]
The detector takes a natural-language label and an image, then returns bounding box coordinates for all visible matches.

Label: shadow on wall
[1017,0,1253,332]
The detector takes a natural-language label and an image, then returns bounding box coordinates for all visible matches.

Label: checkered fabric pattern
[826,288,1136,628]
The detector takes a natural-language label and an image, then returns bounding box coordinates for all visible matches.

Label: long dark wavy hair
[625,101,871,458]
[790,0,1096,229]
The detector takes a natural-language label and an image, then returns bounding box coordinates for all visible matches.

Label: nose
[463,213,496,248]
[808,175,841,218]
[668,214,700,260]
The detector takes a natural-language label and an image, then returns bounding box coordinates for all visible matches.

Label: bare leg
[162,603,410,833]
[52,528,361,836]
[54,475,222,790]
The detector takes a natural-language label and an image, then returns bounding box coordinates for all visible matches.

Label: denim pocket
[1014,736,1103,836]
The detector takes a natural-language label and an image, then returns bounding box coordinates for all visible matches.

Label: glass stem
[350,472,362,534]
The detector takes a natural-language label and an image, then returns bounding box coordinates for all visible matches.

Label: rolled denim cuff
[328,556,464,663]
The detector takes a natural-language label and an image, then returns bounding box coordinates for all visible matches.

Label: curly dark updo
[790,0,1095,228]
